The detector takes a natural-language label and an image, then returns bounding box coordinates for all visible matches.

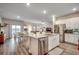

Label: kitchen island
[28,33,60,55]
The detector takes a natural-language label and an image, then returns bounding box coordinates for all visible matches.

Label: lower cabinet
[29,34,59,55]
[48,35,59,51]
[65,34,79,45]
[29,37,48,55]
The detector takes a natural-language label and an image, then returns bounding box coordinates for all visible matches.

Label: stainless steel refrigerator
[59,24,66,43]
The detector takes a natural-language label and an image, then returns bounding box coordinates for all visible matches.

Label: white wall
[56,17,79,29]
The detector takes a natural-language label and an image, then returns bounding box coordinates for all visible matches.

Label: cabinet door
[48,36,53,50]
[65,34,74,43]
[48,35,59,51]
[65,34,78,44]
[69,35,74,43]
[74,35,78,44]
[52,36,59,48]
[65,34,69,42]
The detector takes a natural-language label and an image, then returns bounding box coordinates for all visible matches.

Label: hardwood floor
[0,38,29,55]
[0,39,16,55]
[0,38,79,55]
[59,43,79,55]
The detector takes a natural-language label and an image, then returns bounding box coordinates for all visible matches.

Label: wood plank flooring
[0,38,29,55]
[0,38,79,55]
[59,43,79,55]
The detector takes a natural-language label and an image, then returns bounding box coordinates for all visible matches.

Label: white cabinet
[29,34,59,55]
[74,35,79,44]
[48,34,59,51]
[65,34,69,42]
[65,34,79,44]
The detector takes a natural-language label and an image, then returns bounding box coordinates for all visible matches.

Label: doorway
[12,25,21,38]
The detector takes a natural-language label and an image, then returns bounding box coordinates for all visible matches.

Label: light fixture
[17,16,20,19]
[26,3,31,7]
[72,8,77,11]
[43,10,46,14]
[27,3,30,6]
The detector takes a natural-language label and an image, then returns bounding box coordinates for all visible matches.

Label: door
[12,25,21,37]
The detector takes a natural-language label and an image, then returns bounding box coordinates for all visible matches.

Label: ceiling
[0,3,79,24]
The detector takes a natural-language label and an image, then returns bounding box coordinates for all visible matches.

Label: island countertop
[25,33,59,39]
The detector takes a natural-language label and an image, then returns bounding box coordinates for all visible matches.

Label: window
[12,25,21,37]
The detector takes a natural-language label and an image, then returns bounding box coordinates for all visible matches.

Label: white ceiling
[0,3,79,24]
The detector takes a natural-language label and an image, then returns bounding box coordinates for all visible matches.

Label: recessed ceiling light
[26,3,30,7]
[43,10,46,14]
[17,16,20,19]
[72,8,77,11]
[27,3,30,6]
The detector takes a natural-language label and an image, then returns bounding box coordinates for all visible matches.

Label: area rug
[48,47,64,55]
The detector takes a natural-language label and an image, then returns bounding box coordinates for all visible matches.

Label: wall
[56,17,79,29]
[2,18,26,38]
